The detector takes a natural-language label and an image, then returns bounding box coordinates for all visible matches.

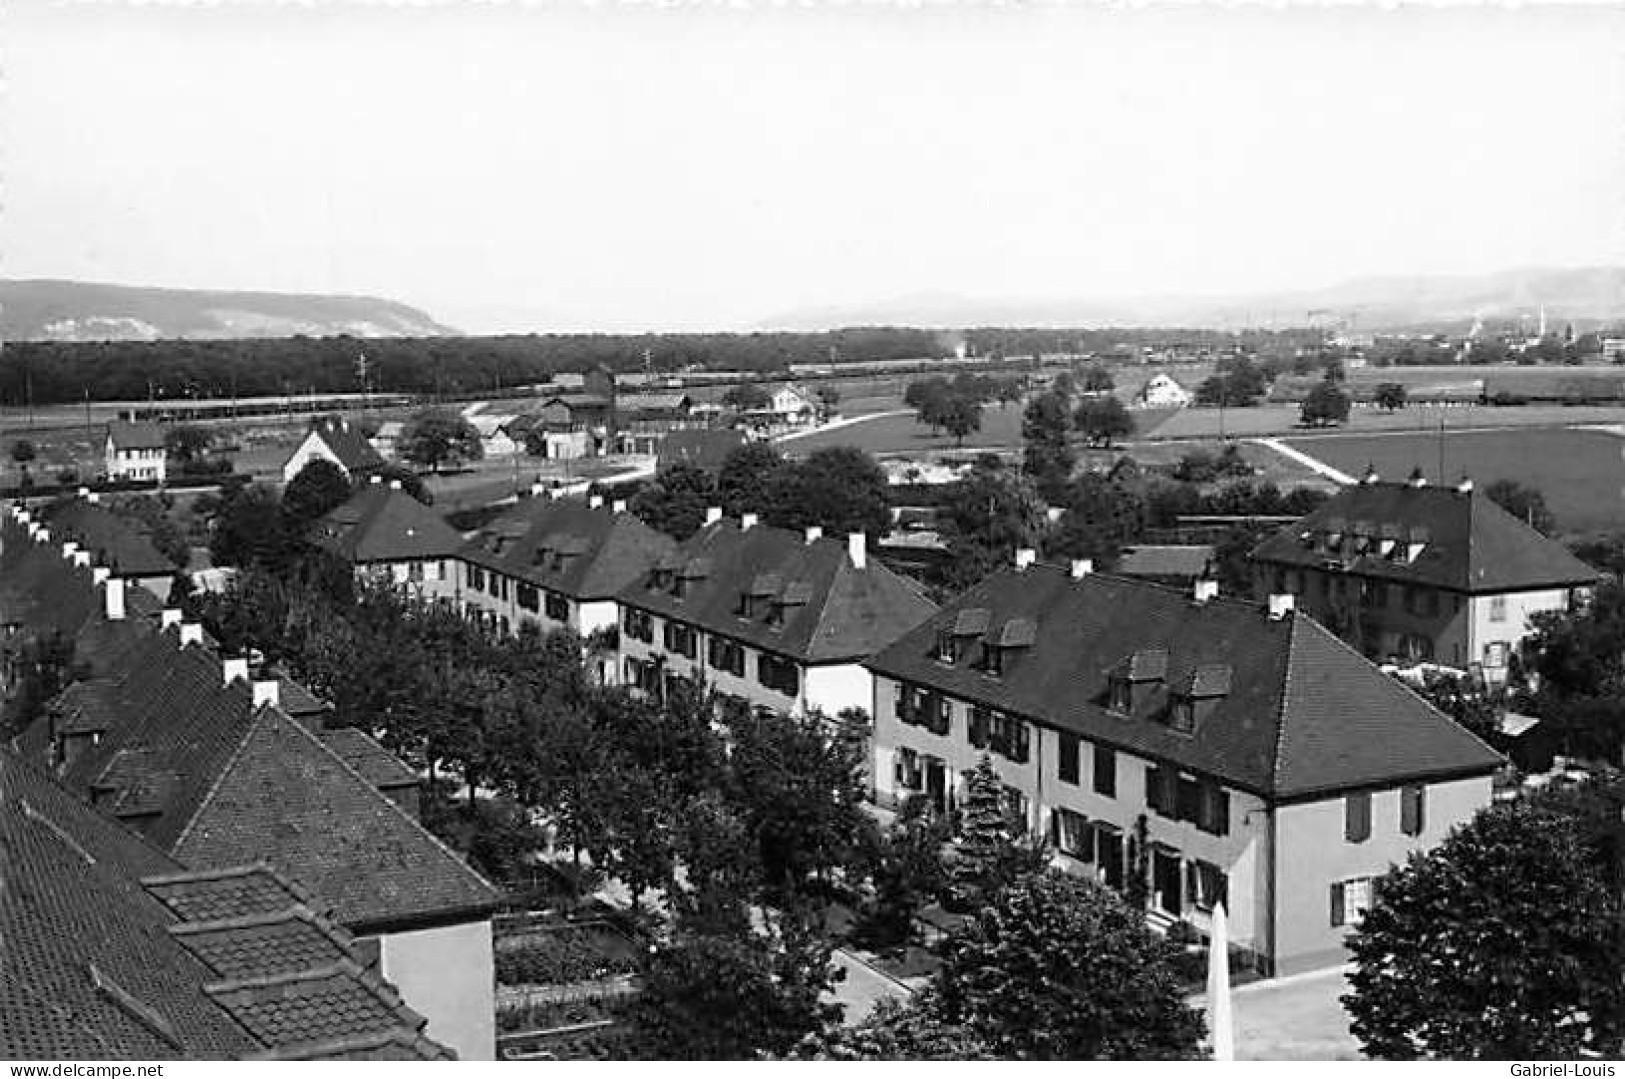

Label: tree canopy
[399,410,482,472]
[630,461,716,540]
[1074,395,1133,447]
[282,459,353,531]
[1299,380,1351,427]
[1485,478,1555,536]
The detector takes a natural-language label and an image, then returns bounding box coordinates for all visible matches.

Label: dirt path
[1249,437,1357,485]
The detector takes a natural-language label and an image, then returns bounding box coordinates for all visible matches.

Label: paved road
[1192,965,1362,1060]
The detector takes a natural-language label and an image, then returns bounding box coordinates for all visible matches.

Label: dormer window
[1164,663,1231,734]
[1105,647,1168,713]
[939,607,990,664]
[979,617,1035,676]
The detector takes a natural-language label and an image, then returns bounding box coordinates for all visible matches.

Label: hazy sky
[5,2,1624,332]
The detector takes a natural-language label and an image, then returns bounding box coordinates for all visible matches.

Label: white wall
[281,431,343,484]
[376,918,495,1061]
[1467,587,1572,677]
[803,663,872,718]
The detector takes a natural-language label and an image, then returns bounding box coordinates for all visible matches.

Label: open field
[1282,426,1625,533]
[1143,402,1625,440]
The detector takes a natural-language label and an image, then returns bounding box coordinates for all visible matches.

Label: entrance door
[1153,847,1183,916]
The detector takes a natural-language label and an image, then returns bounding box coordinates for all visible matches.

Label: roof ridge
[1269,613,1303,793]
[168,682,261,854]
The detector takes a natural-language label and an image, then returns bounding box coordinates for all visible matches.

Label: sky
[4,2,1624,333]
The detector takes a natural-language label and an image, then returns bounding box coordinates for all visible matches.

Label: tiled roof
[1115,545,1215,581]
[617,391,691,414]
[1251,481,1601,593]
[173,708,497,931]
[1,754,450,1060]
[303,417,384,472]
[656,428,747,473]
[319,727,422,790]
[620,519,938,664]
[459,496,677,601]
[41,499,178,579]
[106,421,167,450]
[866,563,1502,800]
[307,483,463,565]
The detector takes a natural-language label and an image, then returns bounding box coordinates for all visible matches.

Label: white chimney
[589,494,604,509]
[612,499,627,514]
[71,551,91,568]
[251,679,280,710]
[889,506,902,524]
[529,481,546,497]
[1070,558,1093,580]
[1045,506,1064,523]
[804,526,823,545]
[848,532,867,570]
[1361,465,1380,485]
[92,566,111,586]
[1457,476,1474,494]
[104,578,126,622]
[222,657,250,685]
[31,525,48,543]
[705,506,723,525]
[61,541,80,561]
[1015,548,1037,571]
[77,486,90,499]
[741,513,759,530]
[85,491,100,504]
[1193,578,1219,604]
[388,479,402,490]
[1268,594,1296,620]
[15,509,31,525]
[370,474,383,484]
[161,608,183,630]
[1408,469,1428,488]
[179,622,204,647]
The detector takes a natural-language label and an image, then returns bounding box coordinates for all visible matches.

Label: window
[517,583,540,612]
[663,621,697,659]
[1489,595,1508,623]
[1189,860,1228,912]
[968,706,991,750]
[1330,877,1375,927]
[1107,676,1132,714]
[1097,826,1124,888]
[894,748,922,791]
[921,693,951,738]
[1168,698,1195,734]
[1484,641,1509,668]
[1093,744,1116,797]
[990,713,1030,764]
[1052,808,1093,861]
[1001,784,1029,824]
[1400,784,1425,836]
[708,637,746,677]
[1152,847,1182,916]
[757,653,800,697]
[1345,791,1372,843]
[621,608,653,643]
[1059,734,1080,785]
[1197,783,1230,837]
[468,566,486,591]
[545,592,570,622]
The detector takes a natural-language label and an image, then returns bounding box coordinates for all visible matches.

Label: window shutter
[1330,882,1346,927]
[1346,792,1372,843]
[1401,785,1425,836]
[1215,788,1230,836]
[1146,765,1161,812]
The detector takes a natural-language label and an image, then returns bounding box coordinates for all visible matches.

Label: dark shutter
[1059,734,1080,784]
[1330,882,1346,927]
[1146,765,1162,812]
[1346,792,1372,843]
[1401,785,1424,836]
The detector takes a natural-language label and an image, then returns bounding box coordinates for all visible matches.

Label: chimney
[340,418,350,433]
[1268,594,1296,620]
[1361,464,1380,485]
[251,679,280,710]
[161,608,183,630]
[589,494,604,509]
[741,513,759,530]
[61,541,80,562]
[530,481,546,497]
[370,474,383,484]
[705,506,723,525]
[1457,476,1474,494]
[15,509,31,525]
[1193,578,1219,604]
[222,657,250,685]
[1070,558,1093,579]
[612,499,627,514]
[31,525,48,543]
[104,578,126,622]
[77,486,90,499]
[1045,506,1064,523]
[1408,467,1427,488]
[71,551,91,568]
[848,532,867,570]
[92,566,111,586]
[85,491,100,504]
[178,622,204,647]
[804,525,823,545]
[1015,548,1037,571]
[388,479,402,490]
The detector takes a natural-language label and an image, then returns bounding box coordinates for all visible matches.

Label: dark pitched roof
[42,627,497,930]
[307,483,462,565]
[1251,481,1601,593]
[866,564,1502,800]
[106,421,167,450]
[319,727,421,791]
[41,498,178,578]
[656,428,747,474]
[459,496,677,601]
[1115,545,1214,581]
[620,520,938,664]
[0,753,451,1061]
[304,417,384,472]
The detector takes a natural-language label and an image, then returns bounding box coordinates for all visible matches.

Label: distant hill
[760,267,1625,333]
[0,279,457,341]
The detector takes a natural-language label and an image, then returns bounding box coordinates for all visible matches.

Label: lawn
[1281,426,1625,533]
[1144,403,1625,441]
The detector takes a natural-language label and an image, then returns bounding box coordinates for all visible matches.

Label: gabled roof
[458,496,677,601]
[42,498,179,578]
[41,626,498,931]
[617,391,691,414]
[656,428,747,474]
[320,727,422,791]
[1251,481,1601,593]
[866,564,1502,800]
[307,483,462,565]
[620,520,938,664]
[106,421,167,450]
[301,417,384,472]
[0,753,452,1061]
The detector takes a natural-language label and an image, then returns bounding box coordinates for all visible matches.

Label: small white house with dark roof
[281,416,385,483]
[104,422,168,483]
